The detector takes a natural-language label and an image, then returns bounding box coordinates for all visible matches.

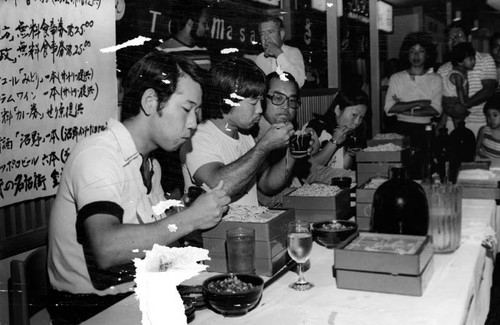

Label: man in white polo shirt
[47,51,230,324]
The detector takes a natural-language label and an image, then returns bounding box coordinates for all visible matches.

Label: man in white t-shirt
[250,16,305,88]
[181,57,295,206]
[437,22,497,136]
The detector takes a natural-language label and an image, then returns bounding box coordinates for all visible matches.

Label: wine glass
[287,221,314,291]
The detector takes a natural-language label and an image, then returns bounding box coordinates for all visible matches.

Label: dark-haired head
[445,21,469,39]
[490,32,500,50]
[169,0,210,35]
[265,71,299,94]
[316,90,369,130]
[121,50,205,121]
[451,42,476,66]
[263,71,300,128]
[399,32,437,71]
[203,57,266,120]
[484,94,500,115]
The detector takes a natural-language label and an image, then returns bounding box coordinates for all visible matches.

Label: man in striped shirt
[437,21,497,136]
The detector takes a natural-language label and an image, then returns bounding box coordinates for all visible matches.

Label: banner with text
[0,0,117,207]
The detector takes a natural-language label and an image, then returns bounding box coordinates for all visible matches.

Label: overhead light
[453,10,461,21]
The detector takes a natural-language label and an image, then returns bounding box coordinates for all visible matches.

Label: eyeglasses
[266,92,301,109]
[449,31,466,41]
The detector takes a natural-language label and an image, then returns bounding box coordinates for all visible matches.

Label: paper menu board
[0,0,117,207]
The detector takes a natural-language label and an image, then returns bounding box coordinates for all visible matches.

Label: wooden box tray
[367,134,410,147]
[356,147,410,163]
[201,208,294,242]
[334,232,434,296]
[283,187,351,222]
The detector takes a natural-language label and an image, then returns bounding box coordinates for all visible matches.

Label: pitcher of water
[423,183,462,253]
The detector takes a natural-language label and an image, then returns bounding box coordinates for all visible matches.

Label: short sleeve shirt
[180,120,258,206]
[48,119,166,295]
[384,70,443,124]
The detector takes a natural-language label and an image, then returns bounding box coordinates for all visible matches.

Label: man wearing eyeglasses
[255,71,315,207]
[437,21,497,136]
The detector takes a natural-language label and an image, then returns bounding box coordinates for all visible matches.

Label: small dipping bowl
[311,220,358,248]
[203,273,264,316]
[331,177,352,189]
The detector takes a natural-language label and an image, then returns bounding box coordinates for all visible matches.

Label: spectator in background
[476,94,500,163]
[438,43,477,129]
[490,32,500,91]
[156,0,212,71]
[252,16,305,88]
[47,52,229,324]
[180,57,295,206]
[437,21,497,136]
[384,31,442,179]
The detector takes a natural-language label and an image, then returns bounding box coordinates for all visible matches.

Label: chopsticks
[263,259,298,289]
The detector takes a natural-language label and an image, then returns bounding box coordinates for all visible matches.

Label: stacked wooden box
[334,233,434,296]
[282,187,351,223]
[356,147,410,185]
[366,134,410,148]
[201,208,294,276]
[355,177,387,231]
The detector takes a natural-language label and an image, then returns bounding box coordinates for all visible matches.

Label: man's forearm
[467,83,495,108]
[208,146,269,199]
[388,100,426,114]
[258,152,297,195]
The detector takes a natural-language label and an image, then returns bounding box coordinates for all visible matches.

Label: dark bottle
[434,127,449,183]
[421,124,435,184]
[448,121,475,183]
[371,166,429,236]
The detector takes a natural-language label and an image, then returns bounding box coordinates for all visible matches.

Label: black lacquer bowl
[202,273,264,316]
[311,220,358,248]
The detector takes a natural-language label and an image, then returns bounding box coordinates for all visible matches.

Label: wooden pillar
[327,0,340,88]
[369,0,380,135]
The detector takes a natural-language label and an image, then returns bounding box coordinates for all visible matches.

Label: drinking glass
[287,221,314,290]
[226,227,255,274]
[423,183,462,253]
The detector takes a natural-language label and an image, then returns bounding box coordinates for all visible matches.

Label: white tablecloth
[83,199,497,325]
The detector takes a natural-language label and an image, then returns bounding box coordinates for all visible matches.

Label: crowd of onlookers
[383,22,500,180]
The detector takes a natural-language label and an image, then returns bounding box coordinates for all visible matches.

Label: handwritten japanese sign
[0,0,117,207]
